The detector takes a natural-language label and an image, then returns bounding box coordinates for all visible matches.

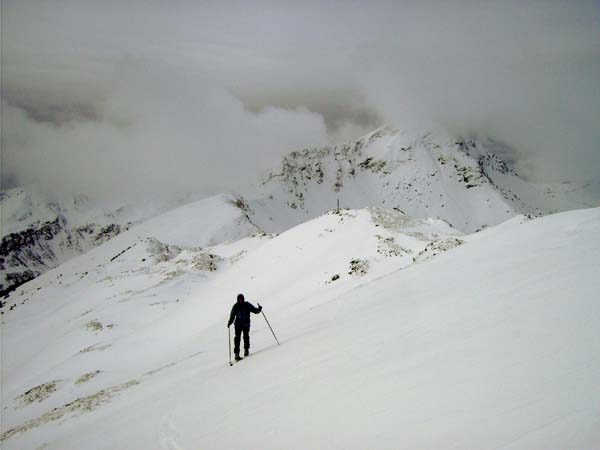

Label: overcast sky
[2,0,599,201]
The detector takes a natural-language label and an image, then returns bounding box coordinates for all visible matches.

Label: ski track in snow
[159,411,184,450]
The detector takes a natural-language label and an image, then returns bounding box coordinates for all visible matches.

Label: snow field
[2,198,599,449]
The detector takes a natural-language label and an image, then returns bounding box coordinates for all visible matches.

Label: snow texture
[1,128,599,449]
[3,127,596,297]
[2,195,599,448]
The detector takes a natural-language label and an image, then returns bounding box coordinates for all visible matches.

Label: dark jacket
[228,301,262,328]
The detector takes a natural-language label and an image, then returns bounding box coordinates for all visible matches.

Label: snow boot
[235,354,243,361]
[244,349,249,357]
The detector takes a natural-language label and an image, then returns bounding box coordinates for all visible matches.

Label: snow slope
[245,127,596,234]
[0,186,178,297]
[4,127,596,299]
[2,201,599,449]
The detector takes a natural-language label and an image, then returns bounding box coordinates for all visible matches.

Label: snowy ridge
[245,127,594,234]
[1,200,599,448]
[0,197,600,449]
[0,187,185,298]
[2,127,600,448]
[0,188,136,298]
[2,127,596,298]
[2,204,463,448]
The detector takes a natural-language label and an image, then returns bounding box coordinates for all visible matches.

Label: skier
[227,294,262,361]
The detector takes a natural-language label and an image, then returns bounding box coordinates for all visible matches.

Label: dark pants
[234,324,250,355]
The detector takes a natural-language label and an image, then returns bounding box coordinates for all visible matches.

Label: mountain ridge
[1,197,598,448]
[1,127,596,299]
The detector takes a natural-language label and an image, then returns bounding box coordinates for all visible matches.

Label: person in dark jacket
[228,293,262,360]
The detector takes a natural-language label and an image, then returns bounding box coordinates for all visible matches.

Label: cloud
[2,0,599,201]
[349,1,600,181]
[2,59,328,200]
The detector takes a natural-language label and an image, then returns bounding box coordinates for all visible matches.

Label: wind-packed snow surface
[1,194,599,449]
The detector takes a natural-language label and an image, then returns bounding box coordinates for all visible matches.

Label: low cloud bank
[2,1,599,201]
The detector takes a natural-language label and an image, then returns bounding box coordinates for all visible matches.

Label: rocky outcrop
[1,216,127,298]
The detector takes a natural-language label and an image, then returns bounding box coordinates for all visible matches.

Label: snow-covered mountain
[3,127,595,299]
[245,127,596,233]
[0,188,182,298]
[2,127,599,448]
[1,188,599,448]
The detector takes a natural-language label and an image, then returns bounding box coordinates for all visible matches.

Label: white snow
[2,196,599,449]
[0,185,185,295]
[3,128,596,296]
[243,128,597,237]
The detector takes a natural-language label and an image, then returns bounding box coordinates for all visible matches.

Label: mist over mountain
[2,3,600,448]
[2,160,599,449]
[2,127,596,299]
[2,1,599,204]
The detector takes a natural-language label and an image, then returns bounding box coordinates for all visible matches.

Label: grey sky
[2,0,599,200]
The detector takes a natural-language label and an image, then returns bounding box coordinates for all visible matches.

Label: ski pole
[258,303,280,345]
[228,326,232,366]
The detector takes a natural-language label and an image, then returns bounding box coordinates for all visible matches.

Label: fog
[2,0,599,201]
